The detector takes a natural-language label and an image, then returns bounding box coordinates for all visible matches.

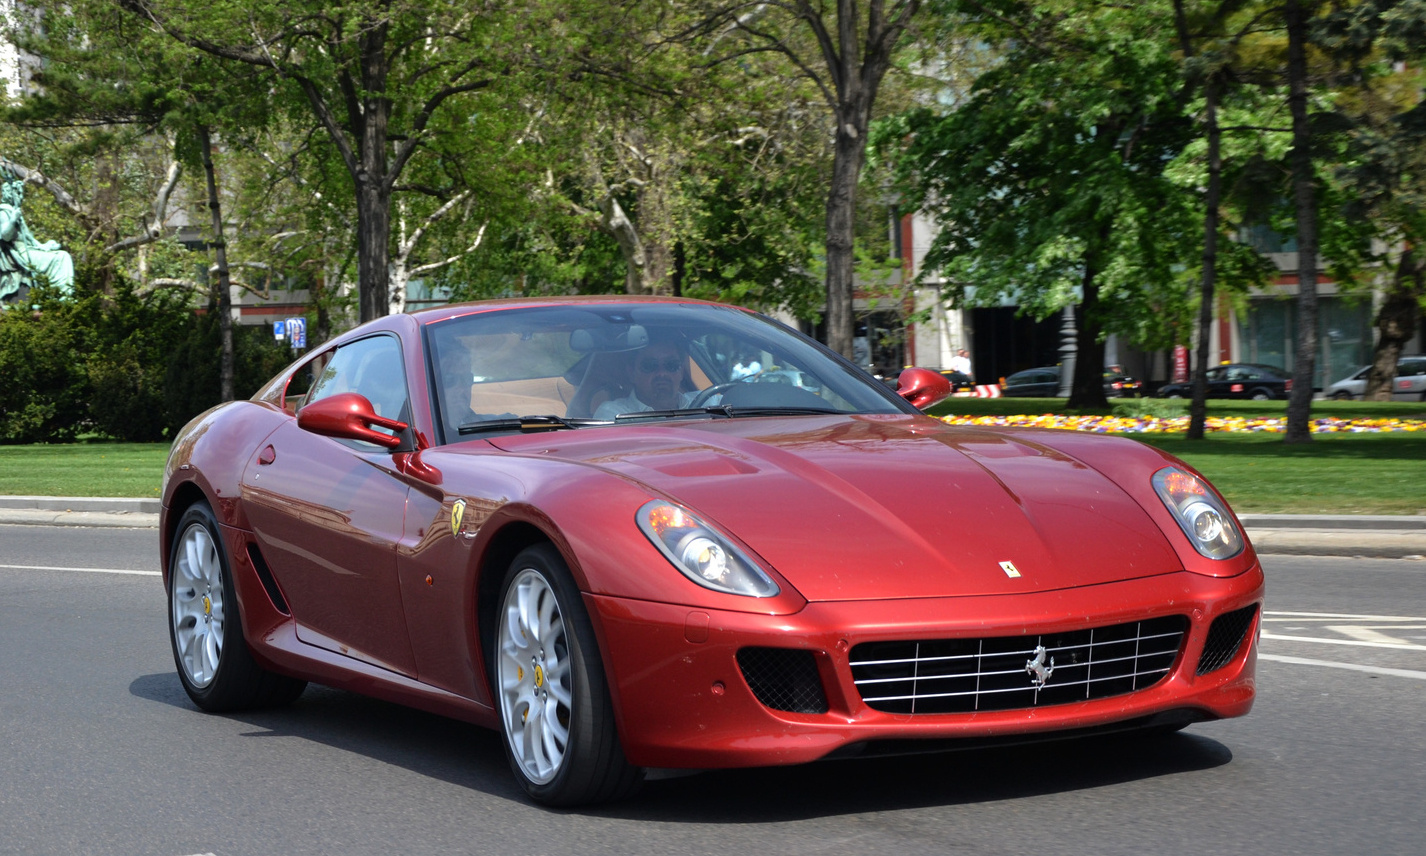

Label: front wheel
[1249,388,1272,401]
[168,502,306,711]
[1331,390,1353,401]
[494,544,642,805]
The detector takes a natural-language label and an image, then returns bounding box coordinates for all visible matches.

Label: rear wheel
[494,544,642,805]
[168,502,306,711]
[1331,390,1353,401]
[1249,388,1272,401]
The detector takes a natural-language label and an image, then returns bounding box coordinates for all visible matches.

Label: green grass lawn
[0,399,1423,515]
[0,442,169,497]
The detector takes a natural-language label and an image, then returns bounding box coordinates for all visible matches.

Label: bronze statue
[0,178,74,305]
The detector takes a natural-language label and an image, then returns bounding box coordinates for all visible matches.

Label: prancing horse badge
[450,499,466,537]
[999,561,1022,578]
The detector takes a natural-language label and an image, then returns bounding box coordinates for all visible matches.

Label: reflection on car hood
[486,414,1182,602]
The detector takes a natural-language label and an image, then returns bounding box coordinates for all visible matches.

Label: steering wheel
[690,381,741,408]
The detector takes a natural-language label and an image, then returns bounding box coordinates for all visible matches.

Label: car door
[1204,366,1233,397]
[240,333,418,677]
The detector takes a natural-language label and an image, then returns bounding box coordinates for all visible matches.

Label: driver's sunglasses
[637,357,683,374]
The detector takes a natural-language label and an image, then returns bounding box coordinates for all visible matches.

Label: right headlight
[1152,466,1245,560]
[636,500,780,597]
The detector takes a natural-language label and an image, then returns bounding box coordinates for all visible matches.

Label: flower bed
[939,414,1426,433]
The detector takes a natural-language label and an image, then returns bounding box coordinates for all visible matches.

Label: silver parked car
[1325,355,1426,401]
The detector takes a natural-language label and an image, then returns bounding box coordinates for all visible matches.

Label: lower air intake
[736,647,829,714]
[1197,604,1259,675]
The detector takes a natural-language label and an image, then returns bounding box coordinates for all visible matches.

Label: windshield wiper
[723,406,843,416]
[612,406,734,422]
[610,405,844,423]
[458,414,586,435]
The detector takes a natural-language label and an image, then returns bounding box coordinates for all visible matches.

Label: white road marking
[1265,610,1426,622]
[1260,632,1426,651]
[0,563,159,577]
[1260,653,1426,681]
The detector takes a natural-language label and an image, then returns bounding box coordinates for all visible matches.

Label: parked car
[1001,366,1061,396]
[1001,365,1143,398]
[1325,356,1426,401]
[161,296,1261,806]
[1157,363,1293,400]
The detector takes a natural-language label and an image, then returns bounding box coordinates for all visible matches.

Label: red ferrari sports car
[161,296,1262,806]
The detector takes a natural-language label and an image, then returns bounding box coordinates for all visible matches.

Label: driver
[594,331,699,419]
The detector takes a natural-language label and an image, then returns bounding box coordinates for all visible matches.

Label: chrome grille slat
[849,615,1189,715]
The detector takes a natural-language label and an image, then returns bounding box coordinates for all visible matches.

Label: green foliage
[0,288,88,443]
[1112,396,1186,420]
[0,272,292,444]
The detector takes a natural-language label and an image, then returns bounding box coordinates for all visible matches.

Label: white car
[1326,355,1426,401]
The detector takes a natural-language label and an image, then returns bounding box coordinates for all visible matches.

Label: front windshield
[424,302,909,442]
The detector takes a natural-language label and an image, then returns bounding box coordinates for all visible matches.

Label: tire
[1331,391,1352,401]
[494,544,642,806]
[1249,388,1272,401]
[168,502,306,712]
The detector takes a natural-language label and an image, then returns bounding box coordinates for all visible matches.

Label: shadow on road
[130,672,1232,820]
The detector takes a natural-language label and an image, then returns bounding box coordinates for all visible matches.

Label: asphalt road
[2,524,1423,856]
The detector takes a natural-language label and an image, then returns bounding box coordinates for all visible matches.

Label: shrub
[1112,396,1186,420]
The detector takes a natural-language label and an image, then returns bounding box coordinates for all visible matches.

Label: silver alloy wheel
[498,567,573,785]
[171,521,226,688]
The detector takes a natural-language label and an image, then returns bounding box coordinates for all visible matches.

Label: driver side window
[305,335,410,423]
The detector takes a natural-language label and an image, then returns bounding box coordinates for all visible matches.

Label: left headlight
[636,500,780,597]
[1152,466,1245,560]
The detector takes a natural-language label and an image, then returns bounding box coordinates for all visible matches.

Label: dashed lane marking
[1260,653,1426,681]
[0,563,159,577]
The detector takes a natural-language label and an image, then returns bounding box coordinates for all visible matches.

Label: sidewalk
[1,496,1423,559]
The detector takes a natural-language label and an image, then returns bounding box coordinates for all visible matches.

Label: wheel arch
[162,480,212,584]
[474,521,562,679]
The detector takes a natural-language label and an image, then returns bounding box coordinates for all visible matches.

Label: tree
[117,0,515,323]
[693,0,921,358]
[884,0,1219,408]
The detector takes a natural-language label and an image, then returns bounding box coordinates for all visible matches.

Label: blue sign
[285,317,307,349]
[273,321,286,340]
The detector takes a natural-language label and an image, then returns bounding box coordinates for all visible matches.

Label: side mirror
[896,367,952,410]
[298,392,408,449]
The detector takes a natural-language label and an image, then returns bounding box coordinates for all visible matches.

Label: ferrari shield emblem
[999,561,1022,578]
[450,499,466,537]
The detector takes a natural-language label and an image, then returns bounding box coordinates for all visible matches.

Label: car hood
[485,414,1182,602]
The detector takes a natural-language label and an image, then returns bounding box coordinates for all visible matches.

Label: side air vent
[245,542,291,615]
[1197,604,1258,675]
[736,647,829,714]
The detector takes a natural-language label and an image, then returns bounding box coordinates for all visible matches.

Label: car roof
[408,295,730,326]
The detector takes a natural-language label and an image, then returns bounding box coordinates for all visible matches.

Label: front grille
[1197,604,1258,675]
[850,616,1189,715]
[736,647,829,714]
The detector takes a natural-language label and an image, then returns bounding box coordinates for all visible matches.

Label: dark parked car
[1157,363,1293,400]
[1001,366,1143,398]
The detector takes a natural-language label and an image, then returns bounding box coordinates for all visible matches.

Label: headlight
[1152,466,1245,560]
[636,500,780,597]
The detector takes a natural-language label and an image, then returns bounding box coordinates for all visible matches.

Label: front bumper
[588,567,1262,769]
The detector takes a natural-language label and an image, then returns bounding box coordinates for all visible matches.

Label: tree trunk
[824,119,864,361]
[1366,248,1426,399]
[1188,76,1223,440]
[198,124,234,403]
[1066,235,1109,409]
[1284,0,1319,443]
